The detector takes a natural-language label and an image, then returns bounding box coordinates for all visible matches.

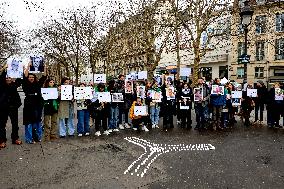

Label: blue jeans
[59,107,74,136]
[109,106,119,129]
[150,106,160,125]
[25,122,42,143]
[195,104,206,128]
[77,110,90,134]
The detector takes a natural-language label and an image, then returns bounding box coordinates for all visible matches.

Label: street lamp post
[240,0,254,85]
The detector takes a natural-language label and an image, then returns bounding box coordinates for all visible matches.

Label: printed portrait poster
[166,86,175,100]
[125,80,133,93]
[232,98,241,106]
[134,106,148,116]
[96,92,112,102]
[148,90,162,102]
[211,85,224,95]
[180,97,190,109]
[275,88,283,100]
[153,75,163,86]
[74,87,93,100]
[136,86,146,98]
[193,88,203,102]
[30,56,44,73]
[112,93,124,102]
[41,88,58,100]
[7,58,24,78]
[247,89,257,97]
[165,75,174,86]
[126,72,138,81]
[61,85,73,100]
[93,74,106,84]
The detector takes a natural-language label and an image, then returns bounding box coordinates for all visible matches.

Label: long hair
[44,78,55,88]
[61,77,70,85]
[27,73,38,83]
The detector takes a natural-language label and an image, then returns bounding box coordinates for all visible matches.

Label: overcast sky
[3,0,100,30]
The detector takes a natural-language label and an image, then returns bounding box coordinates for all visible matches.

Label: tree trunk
[193,46,201,86]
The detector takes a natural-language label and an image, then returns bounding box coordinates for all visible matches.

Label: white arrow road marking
[124,137,215,177]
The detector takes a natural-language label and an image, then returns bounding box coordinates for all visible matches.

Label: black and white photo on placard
[30,56,44,73]
[112,93,124,102]
[136,86,146,98]
[93,74,106,83]
[7,58,24,78]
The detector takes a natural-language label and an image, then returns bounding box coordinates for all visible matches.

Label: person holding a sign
[0,65,22,148]
[177,83,193,129]
[194,78,210,130]
[42,79,59,141]
[58,77,75,138]
[210,78,226,130]
[149,80,162,129]
[241,84,255,127]
[129,97,148,131]
[22,64,47,143]
[90,83,110,136]
[267,82,283,128]
[253,80,267,125]
[76,83,92,137]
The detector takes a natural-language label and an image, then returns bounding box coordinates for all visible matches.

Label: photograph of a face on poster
[148,90,162,102]
[211,85,224,95]
[275,88,283,100]
[30,56,44,73]
[7,58,24,78]
[125,80,133,93]
[112,93,124,102]
[166,86,175,100]
[153,75,163,86]
[193,88,203,102]
[136,86,145,98]
[231,98,241,106]
[165,76,174,86]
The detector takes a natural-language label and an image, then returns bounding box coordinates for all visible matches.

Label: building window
[276,13,284,32]
[255,41,265,61]
[275,38,284,60]
[255,15,266,34]
[238,42,245,57]
[237,67,244,78]
[255,67,264,78]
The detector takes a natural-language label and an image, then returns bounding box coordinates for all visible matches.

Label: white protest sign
[275,88,283,100]
[41,88,58,100]
[80,75,93,84]
[7,58,24,79]
[74,87,93,100]
[96,92,111,102]
[134,106,147,116]
[231,91,242,98]
[247,89,257,97]
[93,74,106,83]
[61,85,73,100]
[232,98,241,106]
[180,68,191,77]
[138,71,147,80]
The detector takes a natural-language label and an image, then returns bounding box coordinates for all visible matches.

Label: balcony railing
[255,55,264,61]
[275,54,284,60]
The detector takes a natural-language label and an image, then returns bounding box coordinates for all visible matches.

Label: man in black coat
[253,80,267,124]
[0,67,22,148]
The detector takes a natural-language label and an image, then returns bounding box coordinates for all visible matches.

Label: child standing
[43,79,59,141]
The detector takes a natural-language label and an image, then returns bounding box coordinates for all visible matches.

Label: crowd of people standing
[0,64,283,149]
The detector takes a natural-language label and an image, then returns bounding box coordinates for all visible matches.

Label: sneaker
[95,131,101,136]
[108,129,113,133]
[133,128,138,131]
[124,123,131,129]
[177,120,181,125]
[113,129,119,132]
[152,124,156,129]
[85,132,90,136]
[142,125,146,130]
[78,133,83,137]
[119,124,125,130]
[155,124,159,129]
[103,131,110,135]
[143,126,149,132]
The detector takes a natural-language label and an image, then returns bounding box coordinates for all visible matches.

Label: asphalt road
[0,93,283,189]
